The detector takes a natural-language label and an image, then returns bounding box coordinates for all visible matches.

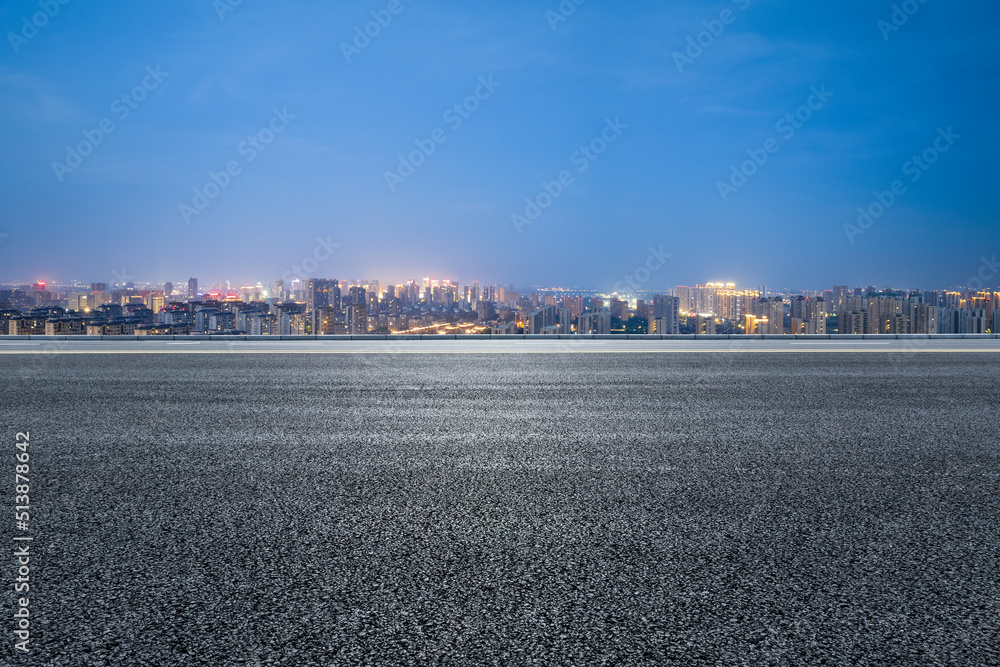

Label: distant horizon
[2,274,996,296]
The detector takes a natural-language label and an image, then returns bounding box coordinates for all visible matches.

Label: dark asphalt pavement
[2,351,998,665]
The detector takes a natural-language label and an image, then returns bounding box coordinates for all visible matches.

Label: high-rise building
[635,299,652,322]
[307,279,339,314]
[208,311,236,332]
[652,295,680,334]
[348,285,366,307]
[476,300,494,321]
[577,311,611,335]
[558,308,573,334]
[541,304,557,328]
[809,298,827,322]
[346,304,367,335]
[832,285,850,323]
[188,278,198,298]
[766,297,784,334]
[694,314,716,335]
[564,296,584,320]
[67,292,89,312]
[609,298,629,321]
[790,296,827,335]
[279,311,307,336]
[845,310,870,335]
[805,298,827,334]
[194,307,218,332]
[962,309,989,334]
[911,303,937,334]
[939,308,959,334]
[693,284,712,315]
[312,306,339,335]
[524,305,557,334]
[751,297,784,334]
[247,313,278,336]
[524,309,545,335]
[675,286,692,314]
[790,296,809,321]
[595,311,611,334]
[743,314,765,334]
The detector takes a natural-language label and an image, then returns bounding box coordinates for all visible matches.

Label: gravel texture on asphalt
[1,352,999,666]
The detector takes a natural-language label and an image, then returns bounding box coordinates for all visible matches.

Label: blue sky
[1,0,997,291]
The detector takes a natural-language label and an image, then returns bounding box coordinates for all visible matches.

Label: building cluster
[1,278,997,336]
[671,283,999,335]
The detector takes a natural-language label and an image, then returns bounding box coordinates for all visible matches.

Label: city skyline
[5,274,997,337]
[3,265,997,297]
[7,256,1000,294]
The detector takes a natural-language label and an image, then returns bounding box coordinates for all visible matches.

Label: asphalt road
[2,348,998,665]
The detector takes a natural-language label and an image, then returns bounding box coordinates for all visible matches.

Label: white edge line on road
[0,349,999,355]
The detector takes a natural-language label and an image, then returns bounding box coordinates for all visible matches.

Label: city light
[2,278,995,336]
